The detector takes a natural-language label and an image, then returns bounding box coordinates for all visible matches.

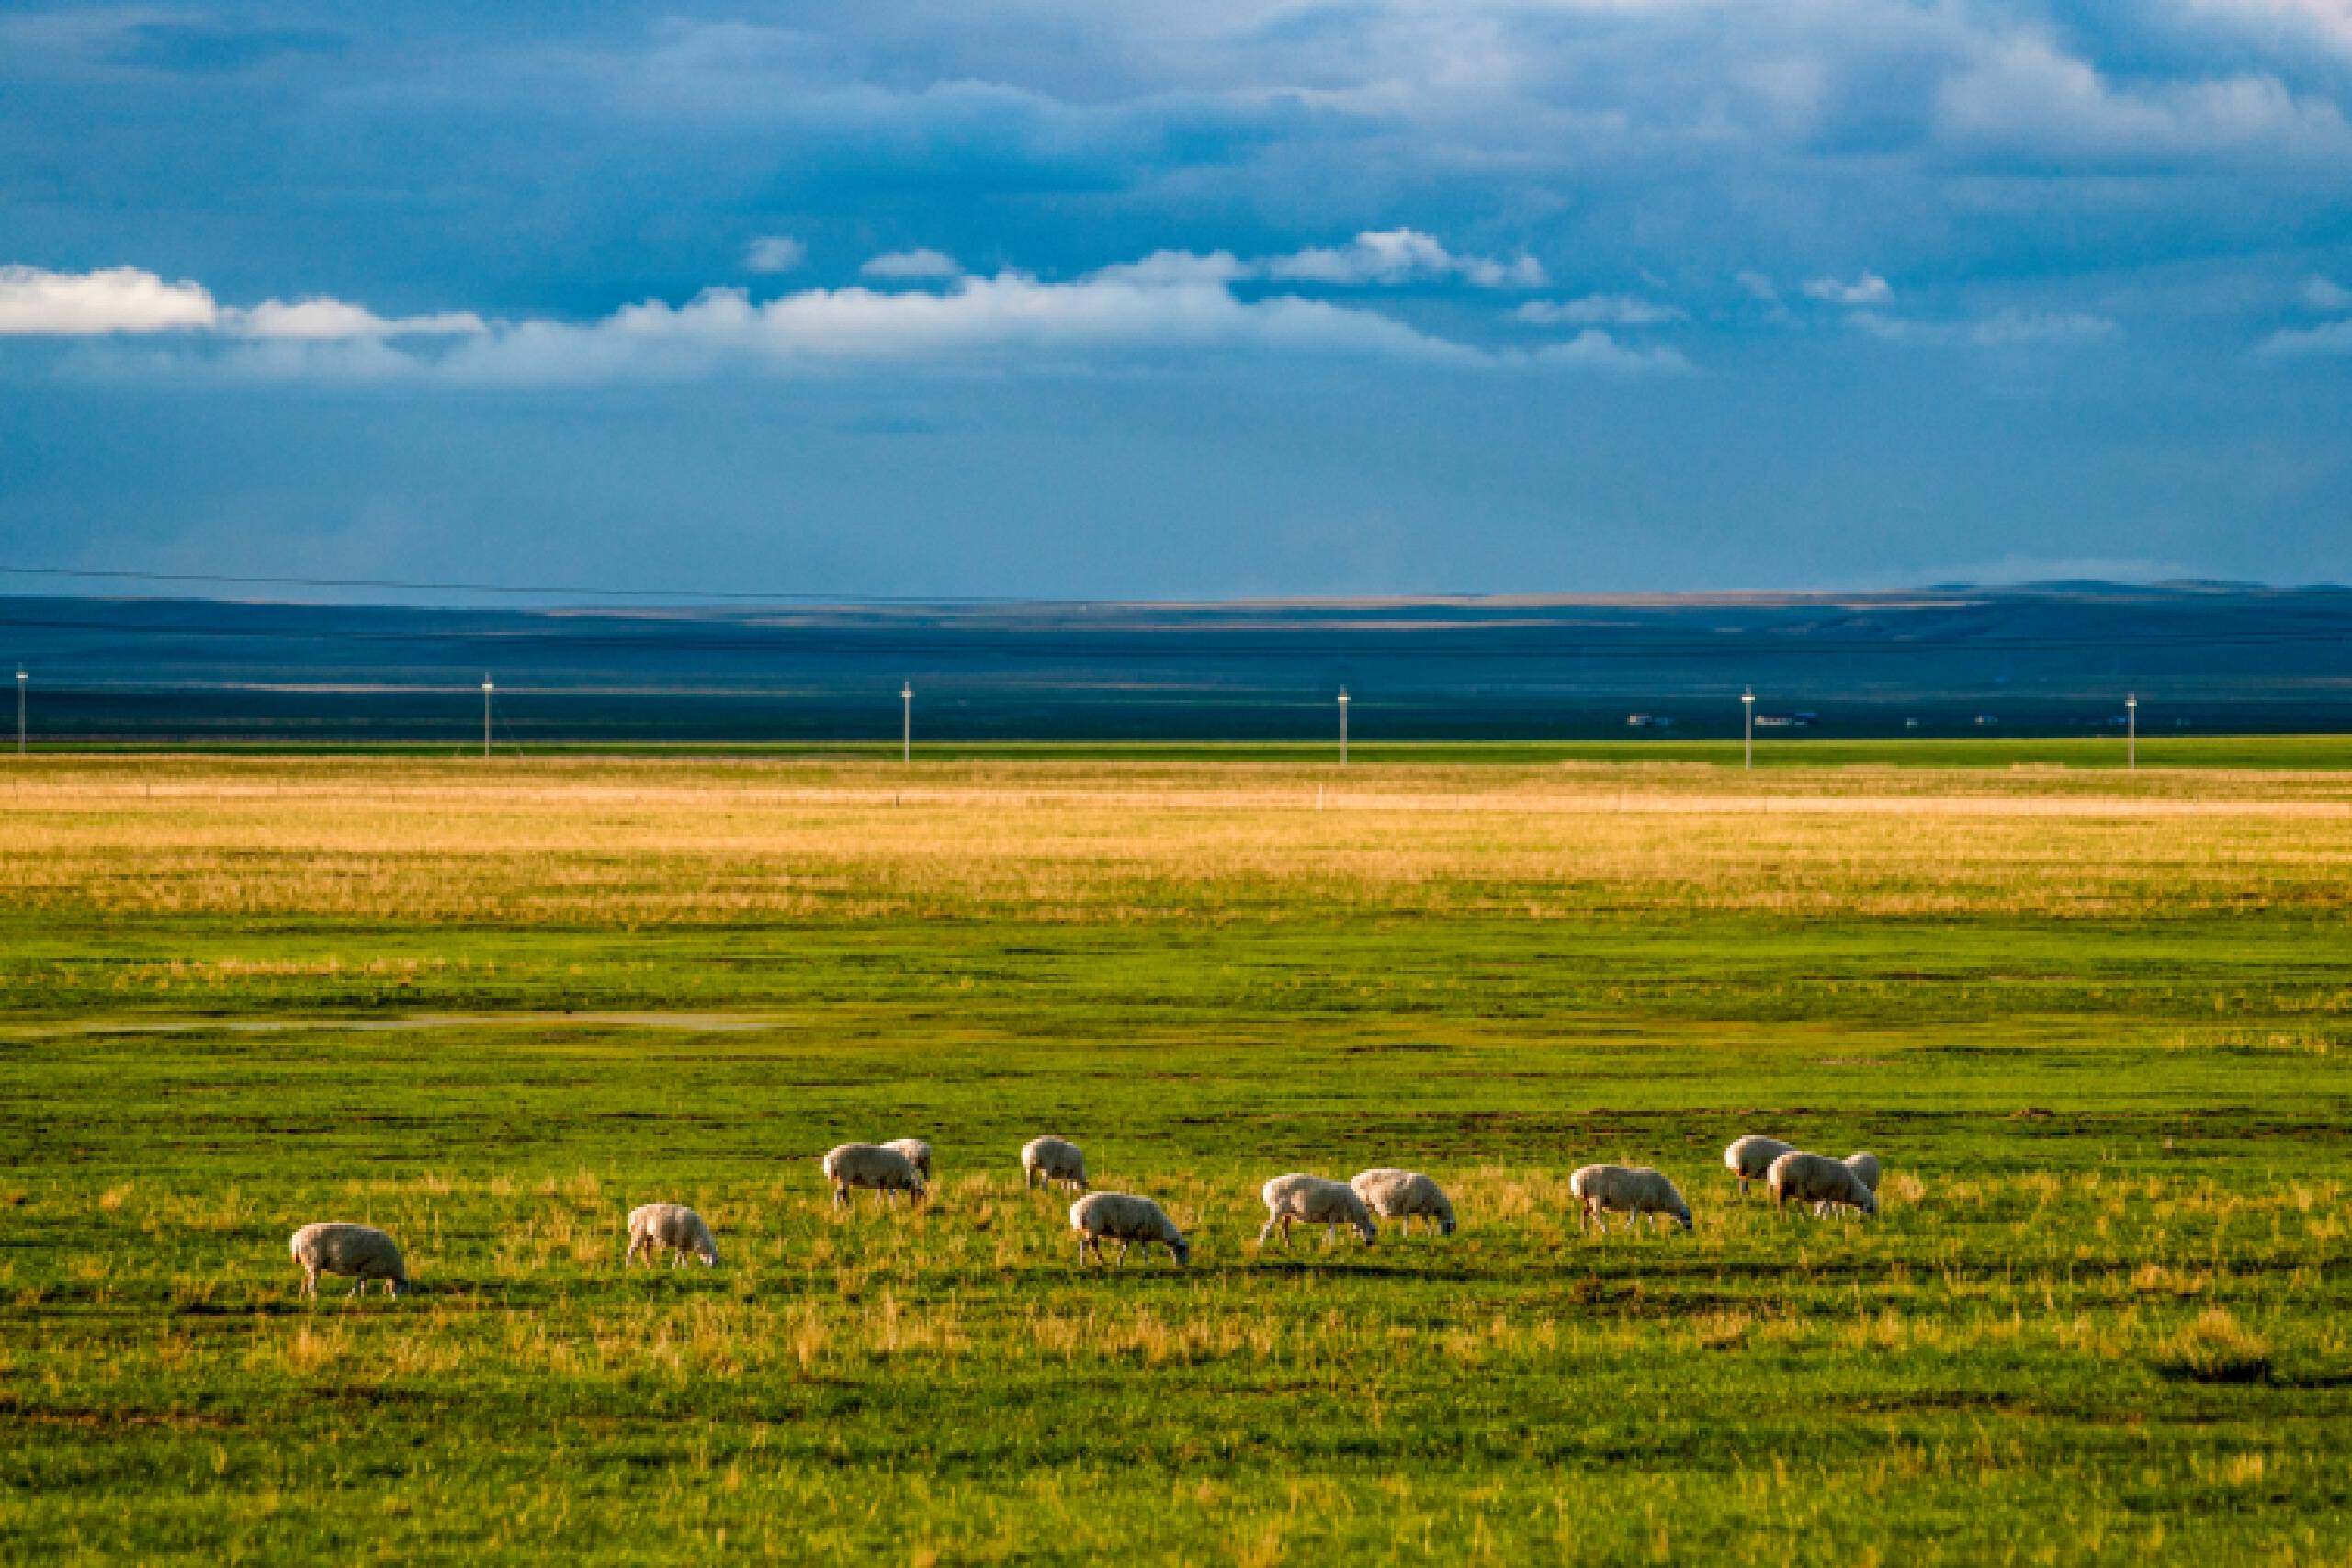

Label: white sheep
[1258,1173,1378,1250]
[1723,1134,1794,1196]
[883,1138,933,1182]
[1069,1191,1190,1268]
[1569,1164,1693,1234]
[626,1202,719,1268]
[1811,1151,1883,1216]
[1767,1150,1879,1218]
[289,1223,410,1298]
[821,1142,928,1207]
[1022,1135,1089,1193]
[1349,1168,1456,1237]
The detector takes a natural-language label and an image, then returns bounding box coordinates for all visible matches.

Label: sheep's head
[1440,1213,1458,1236]
[1171,1236,1192,1267]
[388,1276,412,1298]
[1858,1190,1880,1218]
[1670,1206,1694,1233]
[697,1242,720,1267]
[1355,1218,1378,1247]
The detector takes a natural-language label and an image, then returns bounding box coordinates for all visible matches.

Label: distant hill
[3,581,2347,742]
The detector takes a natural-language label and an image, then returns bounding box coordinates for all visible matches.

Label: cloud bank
[2,244,1685,381]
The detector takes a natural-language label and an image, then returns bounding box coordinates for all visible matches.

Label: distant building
[1625,713,1675,729]
[1754,712,1815,729]
[1973,714,1999,727]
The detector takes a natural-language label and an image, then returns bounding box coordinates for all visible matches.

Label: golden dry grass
[4,754,2351,923]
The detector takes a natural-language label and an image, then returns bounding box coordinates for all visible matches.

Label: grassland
[3,753,2349,1563]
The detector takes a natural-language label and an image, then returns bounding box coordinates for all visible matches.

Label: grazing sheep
[289,1223,410,1299]
[1257,1173,1378,1250]
[1350,1168,1457,1237]
[1022,1135,1089,1193]
[1723,1135,1795,1196]
[821,1143,927,1208]
[626,1202,719,1269]
[1767,1150,1879,1218]
[1569,1165,1694,1234]
[883,1138,934,1182]
[1069,1192,1190,1268]
[1807,1151,1884,1216]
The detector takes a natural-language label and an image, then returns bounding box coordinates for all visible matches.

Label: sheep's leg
[1115,1242,1130,1269]
[301,1268,317,1298]
[1256,1215,1282,1250]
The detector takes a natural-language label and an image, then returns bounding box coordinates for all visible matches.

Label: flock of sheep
[287,1131,1883,1296]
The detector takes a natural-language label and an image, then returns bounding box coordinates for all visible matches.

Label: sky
[1,0,2348,599]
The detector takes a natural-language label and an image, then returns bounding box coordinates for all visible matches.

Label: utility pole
[902,682,913,764]
[2126,692,2137,772]
[15,668,23,757]
[482,674,493,759]
[1741,686,1755,771]
[1338,686,1350,766]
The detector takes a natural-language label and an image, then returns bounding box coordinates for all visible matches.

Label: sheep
[289,1223,410,1299]
[626,1202,719,1269]
[1349,1168,1456,1237]
[1069,1191,1190,1268]
[1767,1150,1879,1218]
[1022,1135,1089,1193]
[1569,1164,1693,1234]
[1809,1151,1883,1217]
[883,1138,934,1182]
[1723,1134,1795,1196]
[821,1142,927,1207]
[1257,1173,1377,1250]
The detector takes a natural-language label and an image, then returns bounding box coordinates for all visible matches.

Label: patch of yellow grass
[3,756,2349,926]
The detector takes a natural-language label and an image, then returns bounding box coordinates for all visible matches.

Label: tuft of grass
[2150,1308,2275,1384]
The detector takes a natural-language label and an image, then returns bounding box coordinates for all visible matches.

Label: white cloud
[1934,31,2350,161]
[2256,317,2352,358]
[1736,272,1781,303]
[862,248,963,281]
[1804,272,1894,307]
[28,252,1710,382]
[1517,294,1685,326]
[231,299,486,339]
[0,265,216,334]
[0,265,484,341]
[1853,309,2120,346]
[1963,309,2120,346]
[744,235,808,274]
[2301,274,2351,311]
[1530,329,1691,373]
[1084,250,1250,288]
[435,271,1494,381]
[2181,0,2352,60]
[1261,229,1546,289]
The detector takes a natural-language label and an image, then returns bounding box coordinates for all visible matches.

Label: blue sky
[2,0,2348,597]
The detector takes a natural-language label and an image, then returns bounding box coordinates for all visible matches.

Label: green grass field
[3,754,2347,1562]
